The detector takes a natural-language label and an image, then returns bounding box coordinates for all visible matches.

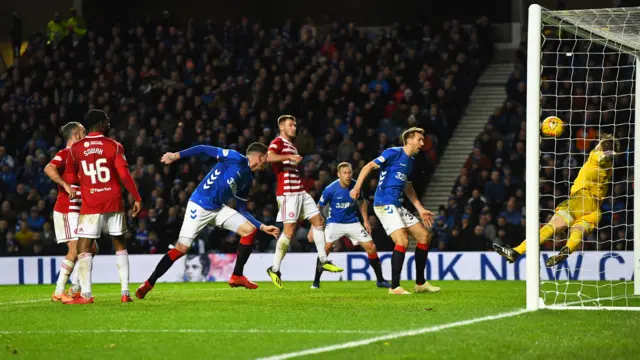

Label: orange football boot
[228,274,258,289]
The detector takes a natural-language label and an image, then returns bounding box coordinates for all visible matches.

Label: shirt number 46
[81,159,111,184]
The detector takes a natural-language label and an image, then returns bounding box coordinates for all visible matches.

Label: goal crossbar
[542,7,640,56]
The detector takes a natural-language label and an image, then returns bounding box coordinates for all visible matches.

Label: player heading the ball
[310,162,391,289]
[494,134,621,267]
[136,142,280,298]
[266,114,343,289]
[350,127,440,295]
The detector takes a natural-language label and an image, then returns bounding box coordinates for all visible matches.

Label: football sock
[391,244,406,289]
[566,229,583,254]
[311,226,328,263]
[272,234,291,272]
[368,252,385,282]
[148,248,184,286]
[314,257,323,284]
[233,228,257,276]
[70,268,81,292]
[115,250,130,295]
[514,224,556,254]
[77,252,93,299]
[415,243,429,285]
[54,259,74,295]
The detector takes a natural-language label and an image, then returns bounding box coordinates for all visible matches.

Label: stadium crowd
[437,26,635,253]
[0,13,494,256]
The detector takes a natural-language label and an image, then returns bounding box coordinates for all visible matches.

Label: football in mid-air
[541,116,564,137]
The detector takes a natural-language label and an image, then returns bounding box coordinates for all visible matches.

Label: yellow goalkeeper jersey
[570,150,613,200]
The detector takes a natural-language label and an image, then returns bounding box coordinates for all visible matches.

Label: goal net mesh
[537,7,638,308]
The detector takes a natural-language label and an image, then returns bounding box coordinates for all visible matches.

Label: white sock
[311,226,328,263]
[116,250,130,295]
[272,234,291,272]
[54,259,74,295]
[70,268,81,292]
[77,253,93,298]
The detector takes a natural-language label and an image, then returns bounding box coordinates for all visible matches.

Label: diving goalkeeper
[493,134,620,267]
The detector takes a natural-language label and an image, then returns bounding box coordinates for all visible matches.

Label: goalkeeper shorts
[555,190,601,231]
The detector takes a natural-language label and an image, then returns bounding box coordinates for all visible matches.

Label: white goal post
[526,4,640,311]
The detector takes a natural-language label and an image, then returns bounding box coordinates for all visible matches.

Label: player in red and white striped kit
[45,122,97,302]
[266,115,343,289]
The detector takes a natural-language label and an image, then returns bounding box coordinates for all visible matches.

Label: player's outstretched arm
[236,198,280,238]
[350,161,378,200]
[404,182,434,228]
[44,162,74,199]
[162,145,226,164]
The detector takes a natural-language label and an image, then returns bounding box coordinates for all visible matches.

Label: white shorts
[77,212,126,239]
[325,222,372,245]
[374,205,420,236]
[53,211,79,243]
[178,201,248,247]
[276,192,320,224]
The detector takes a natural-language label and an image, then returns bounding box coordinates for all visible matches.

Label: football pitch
[1,281,638,359]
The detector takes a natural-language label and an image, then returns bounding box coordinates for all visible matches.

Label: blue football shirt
[372,147,415,207]
[319,180,362,224]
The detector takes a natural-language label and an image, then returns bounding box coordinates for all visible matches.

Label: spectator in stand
[1,15,493,255]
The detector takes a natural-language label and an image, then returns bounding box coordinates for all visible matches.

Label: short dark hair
[84,109,109,130]
[59,121,83,141]
[402,127,425,145]
[246,142,268,155]
[277,114,296,126]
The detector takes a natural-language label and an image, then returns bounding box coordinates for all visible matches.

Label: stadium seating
[0,16,493,256]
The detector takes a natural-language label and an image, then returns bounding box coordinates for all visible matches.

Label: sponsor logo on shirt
[89,187,113,194]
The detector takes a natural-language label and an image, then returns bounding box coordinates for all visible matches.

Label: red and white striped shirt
[269,136,304,195]
[49,148,82,213]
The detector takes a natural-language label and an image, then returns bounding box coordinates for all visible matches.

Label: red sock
[367,252,379,260]
[394,244,407,253]
[240,228,258,246]
[416,243,428,251]
[168,248,183,261]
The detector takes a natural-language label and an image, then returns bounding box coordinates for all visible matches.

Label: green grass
[0,281,639,359]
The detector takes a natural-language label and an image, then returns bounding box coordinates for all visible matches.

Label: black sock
[314,257,323,284]
[415,246,428,285]
[391,246,406,288]
[148,249,182,286]
[233,244,253,276]
[369,257,385,282]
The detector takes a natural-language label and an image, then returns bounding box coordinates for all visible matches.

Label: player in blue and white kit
[309,162,390,289]
[350,127,440,295]
[135,143,280,298]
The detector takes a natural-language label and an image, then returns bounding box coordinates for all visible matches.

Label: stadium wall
[1,252,634,285]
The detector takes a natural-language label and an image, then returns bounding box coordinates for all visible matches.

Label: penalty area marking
[255,309,530,360]
[0,329,386,335]
[0,299,51,305]
[0,287,236,306]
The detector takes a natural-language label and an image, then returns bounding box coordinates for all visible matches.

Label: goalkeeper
[494,134,620,267]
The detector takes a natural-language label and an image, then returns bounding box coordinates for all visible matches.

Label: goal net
[526,5,640,310]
